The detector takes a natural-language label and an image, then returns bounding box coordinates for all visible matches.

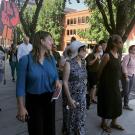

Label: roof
[64,7,77,13]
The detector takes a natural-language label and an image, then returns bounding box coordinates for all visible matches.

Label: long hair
[32,31,52,63]
[93,44,101,53]
[105,34,121,53]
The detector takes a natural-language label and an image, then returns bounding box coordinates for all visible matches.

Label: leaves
[38,0,65,45]
[85,0,135,42]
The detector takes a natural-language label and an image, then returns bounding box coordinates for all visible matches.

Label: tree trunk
[116,1,130,37]
[30,0,44,42]
[18,0,44,42]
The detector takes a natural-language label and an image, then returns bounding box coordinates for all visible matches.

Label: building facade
[62,9,90,50]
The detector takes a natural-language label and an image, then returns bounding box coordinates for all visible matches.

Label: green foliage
[88,10,109,41]
[82,0,109,42]
[85,0,135,43]
[37,0,65,46]
[22,6,36,37]
[77,10,109,42]
[16,5,36,42]
[16,0,65,45]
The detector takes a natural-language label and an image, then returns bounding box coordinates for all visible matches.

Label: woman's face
[97,45,103,53]
[130,46,135,54]
[41,35,53,51]
[115,37,123,50]
[78,47,87,59]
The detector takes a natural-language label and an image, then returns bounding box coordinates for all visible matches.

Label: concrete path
[0,61,135,135]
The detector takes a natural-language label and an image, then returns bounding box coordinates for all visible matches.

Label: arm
[17,45,21,61]
[87,53,98,66]
[121,55,130,78]
[88,57,97,65]
[63,62,77,108]
[16,56,28,122]
[51,56,62,90]
[97,53,109,79]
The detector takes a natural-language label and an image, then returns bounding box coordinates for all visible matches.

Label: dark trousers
[62,89,69,133]
[122,75,134,106]
[9,61,17,79]
[0,69,4,82]
[26,92,55,135]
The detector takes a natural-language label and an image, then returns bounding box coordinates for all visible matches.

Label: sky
[0,0,88,10]
[66,0,88,11]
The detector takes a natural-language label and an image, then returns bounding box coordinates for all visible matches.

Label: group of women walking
[16,30,135,135]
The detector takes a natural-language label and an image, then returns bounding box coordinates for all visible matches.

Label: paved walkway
[0,62,135,135]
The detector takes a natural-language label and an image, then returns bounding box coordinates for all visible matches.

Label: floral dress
[68,57,87,135]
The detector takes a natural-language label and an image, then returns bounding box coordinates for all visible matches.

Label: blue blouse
[16,53,59,96]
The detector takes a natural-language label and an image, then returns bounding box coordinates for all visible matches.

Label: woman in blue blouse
[16,31,61,135]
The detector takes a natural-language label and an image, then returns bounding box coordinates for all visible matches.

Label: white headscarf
[67,41,86,59]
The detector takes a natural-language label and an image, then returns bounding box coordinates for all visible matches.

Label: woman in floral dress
[63,41,87,135]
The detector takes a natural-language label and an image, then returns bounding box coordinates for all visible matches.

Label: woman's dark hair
[78,45,86,52]
[71,36,76,43]
[32,30,52,62]
[93,44,102,53]
[105,34,121,53]
[128,45,135,53]
[66,48,72,57]
[99,40,106,45]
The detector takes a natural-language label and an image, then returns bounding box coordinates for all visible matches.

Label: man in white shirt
[17,36,33,61]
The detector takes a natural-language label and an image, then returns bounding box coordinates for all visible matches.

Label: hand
[16,106,28,122]
[125,77,129,82]
[95,53,101,59]
[68,98,77,109]
[55,80,62,90]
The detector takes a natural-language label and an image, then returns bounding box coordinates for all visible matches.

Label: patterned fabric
[68,57,87,135]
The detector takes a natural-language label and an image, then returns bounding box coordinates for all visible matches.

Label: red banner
[0,0,20,40]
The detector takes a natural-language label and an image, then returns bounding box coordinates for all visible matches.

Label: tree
[77,10,109,42]
[88,10,109,41]
[37,0,65,47]
[16,0,44,41]
[85,0,135,43]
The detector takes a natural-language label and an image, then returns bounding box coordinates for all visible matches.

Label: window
[78,17,81,23]
[82,16,86,23]
[70,30,73,35]
[67,30,70,35]
[73,29,76,35]
[74,18,77,24]
[71,19,73,24]
[67,19,70,25]
[86,16,89,23]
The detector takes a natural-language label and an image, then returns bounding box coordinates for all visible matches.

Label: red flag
[0,0,20,40]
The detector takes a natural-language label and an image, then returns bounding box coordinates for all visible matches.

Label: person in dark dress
[97,34,124,133]
[86,44,102,109]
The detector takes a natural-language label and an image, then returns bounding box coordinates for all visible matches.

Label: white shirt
[122,54,135,77]
[17,43,33,61]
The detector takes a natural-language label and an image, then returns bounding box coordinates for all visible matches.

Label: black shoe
[91,99,97,104]
[86,105,90,110]
[0,108,1,111]
[123,105,133,111]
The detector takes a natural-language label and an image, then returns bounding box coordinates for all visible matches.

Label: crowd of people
[0,31,135,135]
